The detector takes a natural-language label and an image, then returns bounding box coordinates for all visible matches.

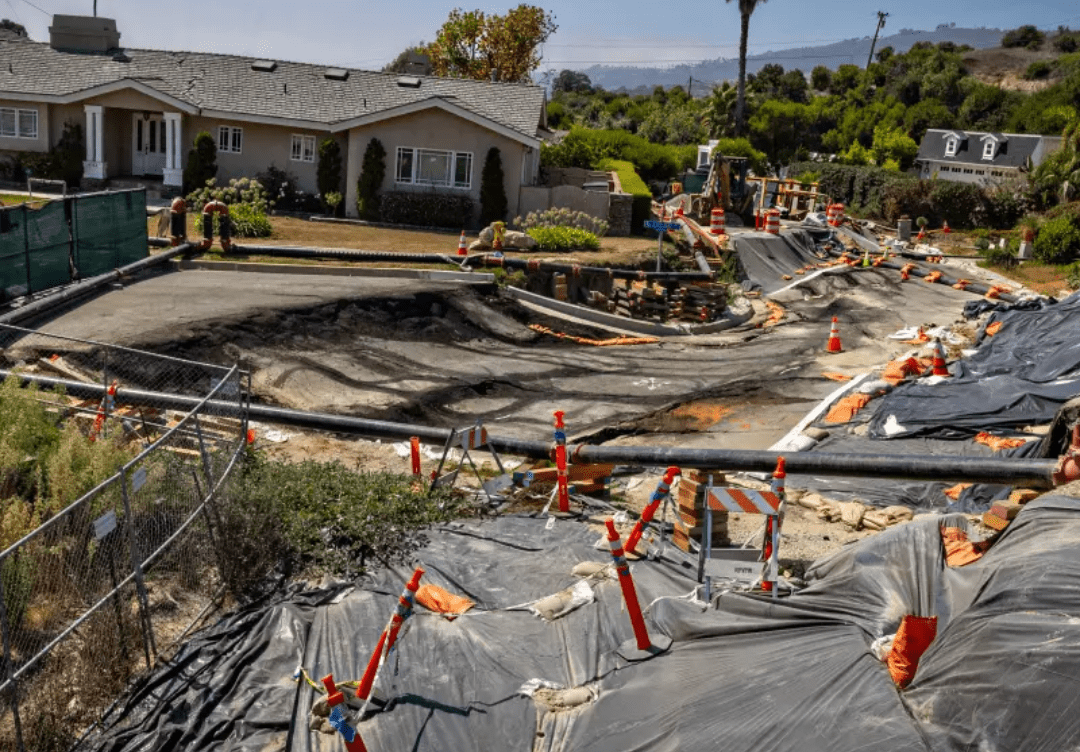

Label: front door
[132,114,166,176]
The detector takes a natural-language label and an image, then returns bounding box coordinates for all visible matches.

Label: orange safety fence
[974,432,1027,452]
[824,393,873,424]
[924,271,943,284]
[943,483,973,501]
[415,584,475,620]
[941,526,992,568]
[529,324,659,347]
[821,372,852,382]
[882,356,928,385]
[985,321,1003,337]
[887,615,938,689]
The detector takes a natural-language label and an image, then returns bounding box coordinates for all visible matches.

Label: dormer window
[982,140,995,160]
[944,138,958,157]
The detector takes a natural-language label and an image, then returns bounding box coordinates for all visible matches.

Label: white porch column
[82,105,106,180]
[163,112,183,187]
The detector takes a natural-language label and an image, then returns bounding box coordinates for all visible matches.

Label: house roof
[916,128,1042,169]
[0,37,545,143]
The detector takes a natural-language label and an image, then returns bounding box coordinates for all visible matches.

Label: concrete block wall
[673,470,730,552]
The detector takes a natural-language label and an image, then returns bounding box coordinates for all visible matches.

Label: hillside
[581,26,1005,92]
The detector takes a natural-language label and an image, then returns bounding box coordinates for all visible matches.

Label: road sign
[644,221,681,232]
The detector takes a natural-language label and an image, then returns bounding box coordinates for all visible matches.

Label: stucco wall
[344,107,535,223]
[181,116,339,194]
[0,97,49,155]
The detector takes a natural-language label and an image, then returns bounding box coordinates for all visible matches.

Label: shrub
[256,165,322,212]
[1033,213,1080,263]
[379,191,475,228]
[188,177,273,238]
[1002,25,1045,50]
[514,207,608,236]
[1054,31,1080,53]
[597,157,652,233]
[480,147,508,226]
[1024,60,1054,80]
[928,181,987,228]
[982,244,1017,268]
[183,132,218,194]
[356,138,386,221]
[1067,262,1080,289]
[316,138,344,214]
[526,226,600,252]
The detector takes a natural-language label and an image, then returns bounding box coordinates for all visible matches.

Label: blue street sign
[644,220,681,231]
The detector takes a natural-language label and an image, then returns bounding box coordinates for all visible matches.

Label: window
[291,134,316,163]
[395,147,472,189]
[982,140,995,160]
[963,169,973,174]
[0,107,38,139]
[218,126,243,154]
[944,137,957,157]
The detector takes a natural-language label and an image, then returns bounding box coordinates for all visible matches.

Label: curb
[172,259,495,284]
[504,286,754,337]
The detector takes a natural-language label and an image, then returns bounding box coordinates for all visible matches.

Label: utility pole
[866,11,889,68]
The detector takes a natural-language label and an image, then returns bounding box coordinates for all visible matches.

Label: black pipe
[0,244,195,326]
[467,253,716,282]
[0,370,1059,488]
[232,244,459,266]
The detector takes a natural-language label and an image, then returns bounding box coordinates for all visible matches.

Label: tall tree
[725,0,768,137]
[426,5,556,83]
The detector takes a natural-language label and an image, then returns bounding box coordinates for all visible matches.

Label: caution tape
[529,324,659,347]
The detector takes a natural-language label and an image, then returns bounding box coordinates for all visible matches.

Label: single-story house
[915,128,1062,185]
[0,15,546,221]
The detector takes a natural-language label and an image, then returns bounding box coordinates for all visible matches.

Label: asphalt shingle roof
[0,37,545,138]
[916,128,1043,169]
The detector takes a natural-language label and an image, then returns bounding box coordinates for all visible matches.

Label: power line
[4,0,23,25]
[17,0,49,17]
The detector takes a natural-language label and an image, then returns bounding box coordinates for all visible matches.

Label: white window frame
[982,140,995,160]
[395,146,472,189]
[218,125,243,154]
[944,137,957,157]
[0,107,38,139]
[291,134,316,163]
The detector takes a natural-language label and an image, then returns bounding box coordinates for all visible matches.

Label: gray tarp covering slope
[731,229,825,293]
[85,500,1080,752]
[868,291,1080,439]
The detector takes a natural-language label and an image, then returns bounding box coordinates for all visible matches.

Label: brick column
[673,470,730,553]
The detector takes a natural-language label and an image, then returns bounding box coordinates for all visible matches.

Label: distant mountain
[576,26,1005,93]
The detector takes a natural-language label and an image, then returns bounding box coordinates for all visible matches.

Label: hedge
[379,191,475,228]
[598,158,652,234]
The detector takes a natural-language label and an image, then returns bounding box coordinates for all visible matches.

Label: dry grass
[149,213,665,268]
[992,262,1076,296]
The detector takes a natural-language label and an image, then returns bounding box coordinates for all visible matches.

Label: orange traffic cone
[457,230,468,256]
[932,339,950,377]
[942,220,950,235]
[826,316,842,353]
[916,226,926,241]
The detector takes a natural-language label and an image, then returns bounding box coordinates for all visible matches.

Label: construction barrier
[705,477,783,595]
[0,189,148,303]
[709,208,726,235]
[553,411,571,513]
[764,209,780,235]
[605,518,652,650]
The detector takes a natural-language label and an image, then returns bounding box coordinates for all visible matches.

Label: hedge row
[598,158,652,234]
[379,191,476,228]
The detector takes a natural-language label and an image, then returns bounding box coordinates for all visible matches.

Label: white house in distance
[915,128,1062,185]
[0,15,546,221]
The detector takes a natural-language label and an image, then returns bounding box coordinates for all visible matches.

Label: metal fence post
[21,205,31,296]
[0,570,27,752]
[119,467,156,667]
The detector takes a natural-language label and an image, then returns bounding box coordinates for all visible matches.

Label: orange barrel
[765,209,781,235]
[710,208,726,235]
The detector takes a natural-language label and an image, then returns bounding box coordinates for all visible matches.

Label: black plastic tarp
[731,229,825,293]
[84,501,1080,752]
[868,292,1080,440]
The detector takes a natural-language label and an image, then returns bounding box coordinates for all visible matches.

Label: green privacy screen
[0,189,148,302]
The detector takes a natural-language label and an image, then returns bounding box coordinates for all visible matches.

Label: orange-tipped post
[826,316,843,353]
[762,457,786,594]
[321,673,369,752]
[932,339,950,377]
[410,436,421,477]
[553,410,570,513]
[625,466,680,555]
[605,518,651,651]
[355,566,424,703]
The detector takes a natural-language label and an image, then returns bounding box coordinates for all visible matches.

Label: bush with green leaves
[1067,262,1080,289]
[317,138,343,213]
[256,165,322,212]
[379,190,475,228]
[1033,213,1080,264]
[526,226,600,252]
[1002,25,1045,50]
[187,177,273,238]
[480,147,508,226]
[596,157,652,233]
[514,207,608,236]
[357,138,386,221]
[220,453,461,585]
[183,131,218,194]
[1024,60,1054,80]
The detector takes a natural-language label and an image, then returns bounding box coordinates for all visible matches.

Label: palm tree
[725,0,767,136]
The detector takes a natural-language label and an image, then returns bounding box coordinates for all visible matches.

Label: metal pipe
[0,244,194,326]
[694,251,713,275]
[0,370,1061,488]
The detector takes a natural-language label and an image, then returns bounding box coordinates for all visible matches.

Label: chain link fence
[0,189,149,304]
[0,324,249,752]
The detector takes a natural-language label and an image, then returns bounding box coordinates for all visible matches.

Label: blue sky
[8,0,1080,71]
